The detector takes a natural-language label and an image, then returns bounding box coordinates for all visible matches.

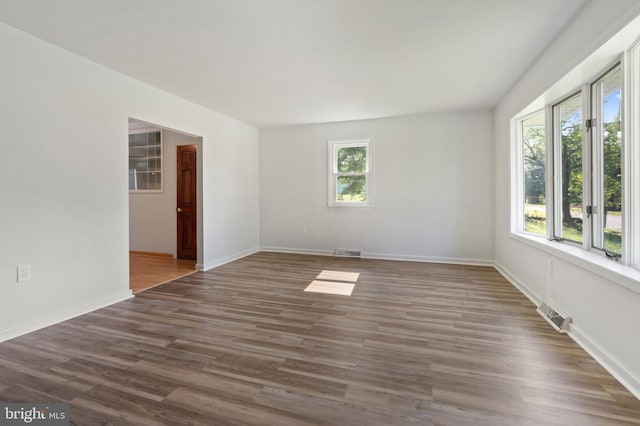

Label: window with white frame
[328,139,373,206]
[519,111,547,237]
[513,60,627,260]
[590,65,622,255]
[553,92,584,244]
[630,38,640,270]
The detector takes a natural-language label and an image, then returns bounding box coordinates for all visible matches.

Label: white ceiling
[0,0,586,128]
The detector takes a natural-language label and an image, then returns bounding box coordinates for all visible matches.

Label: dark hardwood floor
[1,252,638,425]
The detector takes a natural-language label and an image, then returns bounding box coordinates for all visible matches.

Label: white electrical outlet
[17,265,31,282]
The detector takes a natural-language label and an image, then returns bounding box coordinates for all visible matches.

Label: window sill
[327,204,375,210]
[510,232,640,295]
[129,190,164,194]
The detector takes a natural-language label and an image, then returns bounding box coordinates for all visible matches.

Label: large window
[511,20,640,283]
[514,63,625,258]
[328,139,373,206]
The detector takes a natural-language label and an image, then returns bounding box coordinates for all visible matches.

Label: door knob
[177,208,183,212]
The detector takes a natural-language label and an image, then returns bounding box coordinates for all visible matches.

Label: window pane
[128,131,162,191]
[595,67,622,253]
[557,94,583,242]
[522,113,546,236]
[129,133,148,147]
[128,169,137,190]
[147,172,162,190]
[336,175,366,202]
[337,146,367,173]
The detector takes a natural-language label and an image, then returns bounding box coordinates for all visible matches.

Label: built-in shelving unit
[129,130,162,192]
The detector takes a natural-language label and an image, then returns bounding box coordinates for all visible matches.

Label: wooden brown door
[177,145,197,260]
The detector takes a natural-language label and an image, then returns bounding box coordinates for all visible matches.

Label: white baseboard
[494,261,640,400]
[363,251,494,266]
[197,247,260,271]
[260,247,493,266]
[260,247,334,256]
[0,290,133,343]
[260,247,334,257]
[493,261,541,306]
[569,325,640,399]
[0,247,260,343]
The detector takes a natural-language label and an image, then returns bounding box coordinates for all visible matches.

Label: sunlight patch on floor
[316,270,360,282]
[304,270,361,296]
[304,280,355,296]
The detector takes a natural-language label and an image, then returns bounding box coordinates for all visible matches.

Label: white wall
[129,129,201,258]
[494,1,640,397]
[260,111,494,264]
[0,23,259,341]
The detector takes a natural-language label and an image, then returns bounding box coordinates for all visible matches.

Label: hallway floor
[129,252,196,293]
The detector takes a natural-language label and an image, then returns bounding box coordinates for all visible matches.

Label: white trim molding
[494,260,640,400]
[493,261,542,307]
[362,251,493,266]
[569,324,640,400]
[260,247,334,257]
[0,290,133,343]
[260,247,493,266]
[196,247,260,271]
[511,232,640,295]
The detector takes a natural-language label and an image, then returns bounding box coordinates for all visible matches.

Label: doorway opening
[128,118,203,293]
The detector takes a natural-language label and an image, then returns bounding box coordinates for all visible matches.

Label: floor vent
[335,249,361,258]
[537,302,571,333]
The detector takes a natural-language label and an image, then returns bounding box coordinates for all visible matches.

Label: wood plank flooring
[1,252,639,425]
[129,252,196,293]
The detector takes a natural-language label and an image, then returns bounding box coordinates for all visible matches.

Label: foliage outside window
[553,93,584,244]
[521,112,546,236]
[328,140,372,206]
[511,21,640,276]
[591,66,622,254]
[129,130,162,192]
[515,63,624,258]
